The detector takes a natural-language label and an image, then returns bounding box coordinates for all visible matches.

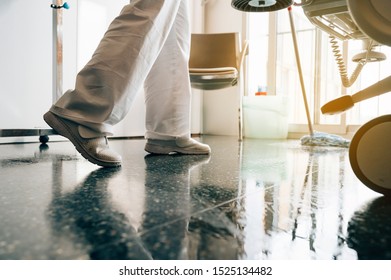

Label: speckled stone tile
[0,136,387,260]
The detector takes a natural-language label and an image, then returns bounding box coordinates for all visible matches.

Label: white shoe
[145,137,211,155]
[43,111,122,167]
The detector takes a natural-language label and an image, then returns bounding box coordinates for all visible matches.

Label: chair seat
[189,67,238,75]
[189,67,238,90]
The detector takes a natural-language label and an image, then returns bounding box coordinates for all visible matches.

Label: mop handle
[288,6,314,135]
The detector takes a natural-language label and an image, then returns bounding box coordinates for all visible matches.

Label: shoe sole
[144,142,210,155]
[44,112,121,168]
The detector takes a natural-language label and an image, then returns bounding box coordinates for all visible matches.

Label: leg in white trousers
[144,0,191,141]
[50,0,191,140]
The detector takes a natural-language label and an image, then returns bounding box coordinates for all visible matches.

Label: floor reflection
[237,141,379,260]
[347,196,391,260]
[141,154,207,260]
[48,167,152,260]
[0,136,386,259]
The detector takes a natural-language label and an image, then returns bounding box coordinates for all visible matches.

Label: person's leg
[44,0,184,166]
[143,0,210,155]
[49,0,183,136]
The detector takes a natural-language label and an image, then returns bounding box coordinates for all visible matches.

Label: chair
[189,32,248,140]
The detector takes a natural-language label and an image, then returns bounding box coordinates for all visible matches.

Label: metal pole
[52,0,64,103]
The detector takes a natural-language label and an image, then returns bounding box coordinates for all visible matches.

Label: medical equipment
[302,0,391,195]
[231,0,292,12]
[321,76,391,115]
[232,0,391,195]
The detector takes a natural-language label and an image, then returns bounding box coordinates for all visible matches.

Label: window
[247,8,391,137]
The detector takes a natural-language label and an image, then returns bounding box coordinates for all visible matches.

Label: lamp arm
[352,75,391,104]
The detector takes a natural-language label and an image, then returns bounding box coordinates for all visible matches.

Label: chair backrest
[189,33,240,69]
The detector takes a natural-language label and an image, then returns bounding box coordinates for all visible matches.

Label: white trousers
[50,0,192,140]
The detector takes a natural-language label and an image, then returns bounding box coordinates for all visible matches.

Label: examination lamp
[231,0,293,12]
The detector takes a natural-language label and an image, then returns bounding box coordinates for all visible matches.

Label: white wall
[0,0,78,143]
[0,0,244,143]
[0,0,54,131]
[204,0,245,34]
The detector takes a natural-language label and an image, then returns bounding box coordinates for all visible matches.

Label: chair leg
[238,91,243,141]
[239,107,243,141]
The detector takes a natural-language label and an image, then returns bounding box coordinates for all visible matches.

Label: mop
[287,6,350,148]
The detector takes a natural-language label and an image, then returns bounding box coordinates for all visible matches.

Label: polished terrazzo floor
[0,135,390,260]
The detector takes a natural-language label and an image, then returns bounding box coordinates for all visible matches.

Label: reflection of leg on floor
[47,167,152,260]
[143,153,244,259]
[141,154,210,259]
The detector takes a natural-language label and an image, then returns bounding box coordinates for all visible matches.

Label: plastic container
[243,95,289,139]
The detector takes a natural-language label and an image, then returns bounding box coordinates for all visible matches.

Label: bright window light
[247,8,391,135]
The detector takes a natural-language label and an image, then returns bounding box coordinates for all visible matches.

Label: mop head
[300,131,350,148]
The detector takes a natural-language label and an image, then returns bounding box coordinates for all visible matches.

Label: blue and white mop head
[300,131,350,148]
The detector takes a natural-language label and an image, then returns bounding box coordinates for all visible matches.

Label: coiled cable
[329,35,373,88]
